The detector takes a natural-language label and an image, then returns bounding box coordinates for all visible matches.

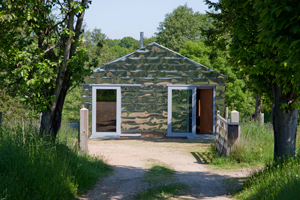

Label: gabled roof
[93,42,225,78]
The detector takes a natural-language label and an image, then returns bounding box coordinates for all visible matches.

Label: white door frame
[91,85,121,138]
[167,85,216,138]
[167,86,197,137]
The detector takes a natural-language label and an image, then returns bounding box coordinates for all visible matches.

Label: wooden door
[199,89,213,134]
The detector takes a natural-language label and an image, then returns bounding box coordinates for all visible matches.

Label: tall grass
[211,122,274,167]
[208,121,300,199]
[236,154,300,200]
[0,121,112,200]
[211,122,300,168]
[230,122,274,164]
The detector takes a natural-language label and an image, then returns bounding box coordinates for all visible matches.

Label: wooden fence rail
[215,109,240,156]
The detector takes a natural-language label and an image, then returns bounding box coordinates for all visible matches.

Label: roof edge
[93,42,226,78]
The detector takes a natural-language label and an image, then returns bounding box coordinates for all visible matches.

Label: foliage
[255,0,300,85]
[119,36,139,49]
[0,0,90,110]
[156,4,213,52]
[0,122,112,199]
[83,28,107,68]
[0,90,39,122]
[61,86,82,123]
[236,154,300,200]
[0,0,91,138]
[205,0,300,158]
[82,30,147,69]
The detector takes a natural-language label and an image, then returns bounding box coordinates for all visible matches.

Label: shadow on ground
[191,151,214,164]
[81,165,245,200]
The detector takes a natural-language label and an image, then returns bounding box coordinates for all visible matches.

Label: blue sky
[84,0,215,40]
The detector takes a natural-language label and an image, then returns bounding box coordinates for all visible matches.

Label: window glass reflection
[172,89,192,133]
[96,89,116,132]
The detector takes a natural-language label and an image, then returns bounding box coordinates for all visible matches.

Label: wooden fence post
[80,107,89,153]
[225,107,228,120]
[228,110,240,154]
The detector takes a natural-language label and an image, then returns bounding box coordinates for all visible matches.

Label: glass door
[92,86,121,138]
[167,86,196,137]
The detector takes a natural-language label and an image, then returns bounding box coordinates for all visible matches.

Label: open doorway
[196,89,213,134]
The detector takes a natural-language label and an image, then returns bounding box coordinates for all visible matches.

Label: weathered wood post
[225,107,228,120]
[79,107,89,153]
[228,110,240,153]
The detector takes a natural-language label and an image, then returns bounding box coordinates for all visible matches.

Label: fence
[215,108,240,156]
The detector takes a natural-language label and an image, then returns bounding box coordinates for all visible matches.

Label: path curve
[80,139,252,200]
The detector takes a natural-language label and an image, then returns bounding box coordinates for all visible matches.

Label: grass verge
[209,122,274,169]
[0,122,112,199]
[205,121,300,199]
[235,154,300,200]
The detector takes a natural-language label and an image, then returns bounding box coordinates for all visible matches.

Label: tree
[119,37,139,49]
[0,0,91,140]
[62,86,82,123]
[83,28,108,68]
[205,0,300,158]
[156,4,213,52]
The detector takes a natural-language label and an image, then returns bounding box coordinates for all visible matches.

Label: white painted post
[80,107,89,153]
[259,113,264,125]
[231,110,239,123]
[225,107,228,120]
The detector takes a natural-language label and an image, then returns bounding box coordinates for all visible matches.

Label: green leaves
[156,4,213,52]
[0,0,91,112]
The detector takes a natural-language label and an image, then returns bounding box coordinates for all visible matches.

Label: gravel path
[79,139,252,200]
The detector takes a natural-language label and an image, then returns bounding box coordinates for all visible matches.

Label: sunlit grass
[204,121,300,199]
[235,154,300,200]
[209,122,274,168]
[0,121,112,199]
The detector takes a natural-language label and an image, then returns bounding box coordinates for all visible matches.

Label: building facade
[83,42,226,139]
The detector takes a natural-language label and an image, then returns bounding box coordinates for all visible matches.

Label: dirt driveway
[80,138,252,200]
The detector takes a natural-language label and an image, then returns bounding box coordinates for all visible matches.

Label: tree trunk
[272,84,298,159]
[255,95,261,120]
[40,74,70,140]
[52,79,70,137]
